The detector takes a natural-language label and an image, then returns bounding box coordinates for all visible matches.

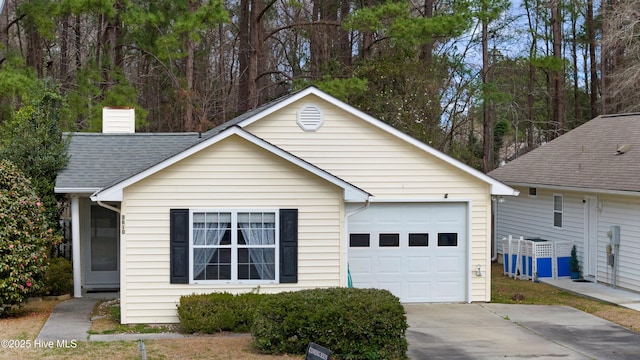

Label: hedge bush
[177,292,265,333]
[0,159,62,316]
[41,257,73,296]
[252,288,408,360]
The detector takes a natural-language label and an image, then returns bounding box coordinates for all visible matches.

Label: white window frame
[189,209,279,285]
[553,194,563,228]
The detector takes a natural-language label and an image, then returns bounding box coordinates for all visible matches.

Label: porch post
[71,196,82,298]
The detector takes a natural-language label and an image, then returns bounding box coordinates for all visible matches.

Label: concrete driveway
[406,303,640,359]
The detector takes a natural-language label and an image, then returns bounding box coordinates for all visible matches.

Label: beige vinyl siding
[246,95,493,302]
[120,135,344,324]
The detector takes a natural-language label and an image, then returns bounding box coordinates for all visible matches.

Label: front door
[584,196,598,278]
[83,204,120,288]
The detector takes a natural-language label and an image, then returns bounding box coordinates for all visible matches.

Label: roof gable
[233,87,516,196]
[91,127,370,202]
[489,113,640,193]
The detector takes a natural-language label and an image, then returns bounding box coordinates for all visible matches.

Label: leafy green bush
[177,292,265,333]
[41,257,73,296]
[252,288,408,360]
[0,80,71,230]
[0,159,62,315]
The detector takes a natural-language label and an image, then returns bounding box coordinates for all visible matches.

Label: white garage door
[348,202,467,302]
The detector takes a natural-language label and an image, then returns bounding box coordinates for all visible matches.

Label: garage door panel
[349,257,373,273]
[348,203,467,303]
[436,256,463,273]
[407,280,431,299]
[406,207,432,223]
[407,256,430,272]
[377,257,402,273]
[435,281,464,301]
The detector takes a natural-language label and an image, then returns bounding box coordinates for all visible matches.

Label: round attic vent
[297,105,323,131]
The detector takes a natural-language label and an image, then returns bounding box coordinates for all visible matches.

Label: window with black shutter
[169,208,298,284]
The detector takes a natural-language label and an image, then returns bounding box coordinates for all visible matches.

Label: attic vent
[297,105,323,131]
[102,107,135,133]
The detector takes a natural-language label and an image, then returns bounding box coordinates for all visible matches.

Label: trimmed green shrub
[0,159,62,316]
[252,288,408,360]
[42,257,73,296]
[177,292,265,333]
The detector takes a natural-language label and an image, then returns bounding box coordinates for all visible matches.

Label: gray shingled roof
[200,90,299,141]
[55,89,304,193]
[55,132,203,192]
[488,113,640,193]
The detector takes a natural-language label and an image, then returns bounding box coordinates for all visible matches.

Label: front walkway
[542,278,640,311]
[36,292,202,342]
[37,298,97,341]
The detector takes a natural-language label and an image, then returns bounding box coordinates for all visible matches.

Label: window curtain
[193,220,228,280]
[239,220,275,280]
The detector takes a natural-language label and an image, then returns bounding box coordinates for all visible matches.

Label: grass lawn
[2,263,639,359]
[0,299,295,359]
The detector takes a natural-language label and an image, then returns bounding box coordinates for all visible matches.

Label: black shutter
[279,208,298,283]
[170,209,189,284]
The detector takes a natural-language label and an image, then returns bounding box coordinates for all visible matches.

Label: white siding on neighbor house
[496,186,640,293]
[496,187,586,253]
[245,94,493,302]
[596,194,640,292]
[120,135,345,324]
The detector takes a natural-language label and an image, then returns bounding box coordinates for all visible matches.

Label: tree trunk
[251,0,265,105]
[600,0,607,114]
[586,0,598,118]
[75,15,82,69]
[525,0,536,149]
[571,3,578,126]
[338,0,352,67]
[238,0,252,113]
[26,26,43,76]
[361,0,373,59]
[184,0,196,131]
[482,1,491,172]
[551,0,564,137]
[419,0,435,66]
[60,14,69,85]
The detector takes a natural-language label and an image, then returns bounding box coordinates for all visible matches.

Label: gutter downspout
[492,196,498,261]
[344,198,370,287]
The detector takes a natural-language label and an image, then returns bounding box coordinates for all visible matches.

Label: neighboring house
[489,113,640,292]
[55,87,516,324]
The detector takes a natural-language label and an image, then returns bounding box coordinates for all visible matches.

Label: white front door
[82,204,120,289]
[584,196,598,278]
[348,202,467,302]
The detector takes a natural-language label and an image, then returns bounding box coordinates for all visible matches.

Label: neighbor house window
[191,210,277,283]
[529,187,537,197]
[553,195,563,227]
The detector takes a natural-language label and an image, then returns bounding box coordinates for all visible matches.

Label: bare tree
[601,0,640,113]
